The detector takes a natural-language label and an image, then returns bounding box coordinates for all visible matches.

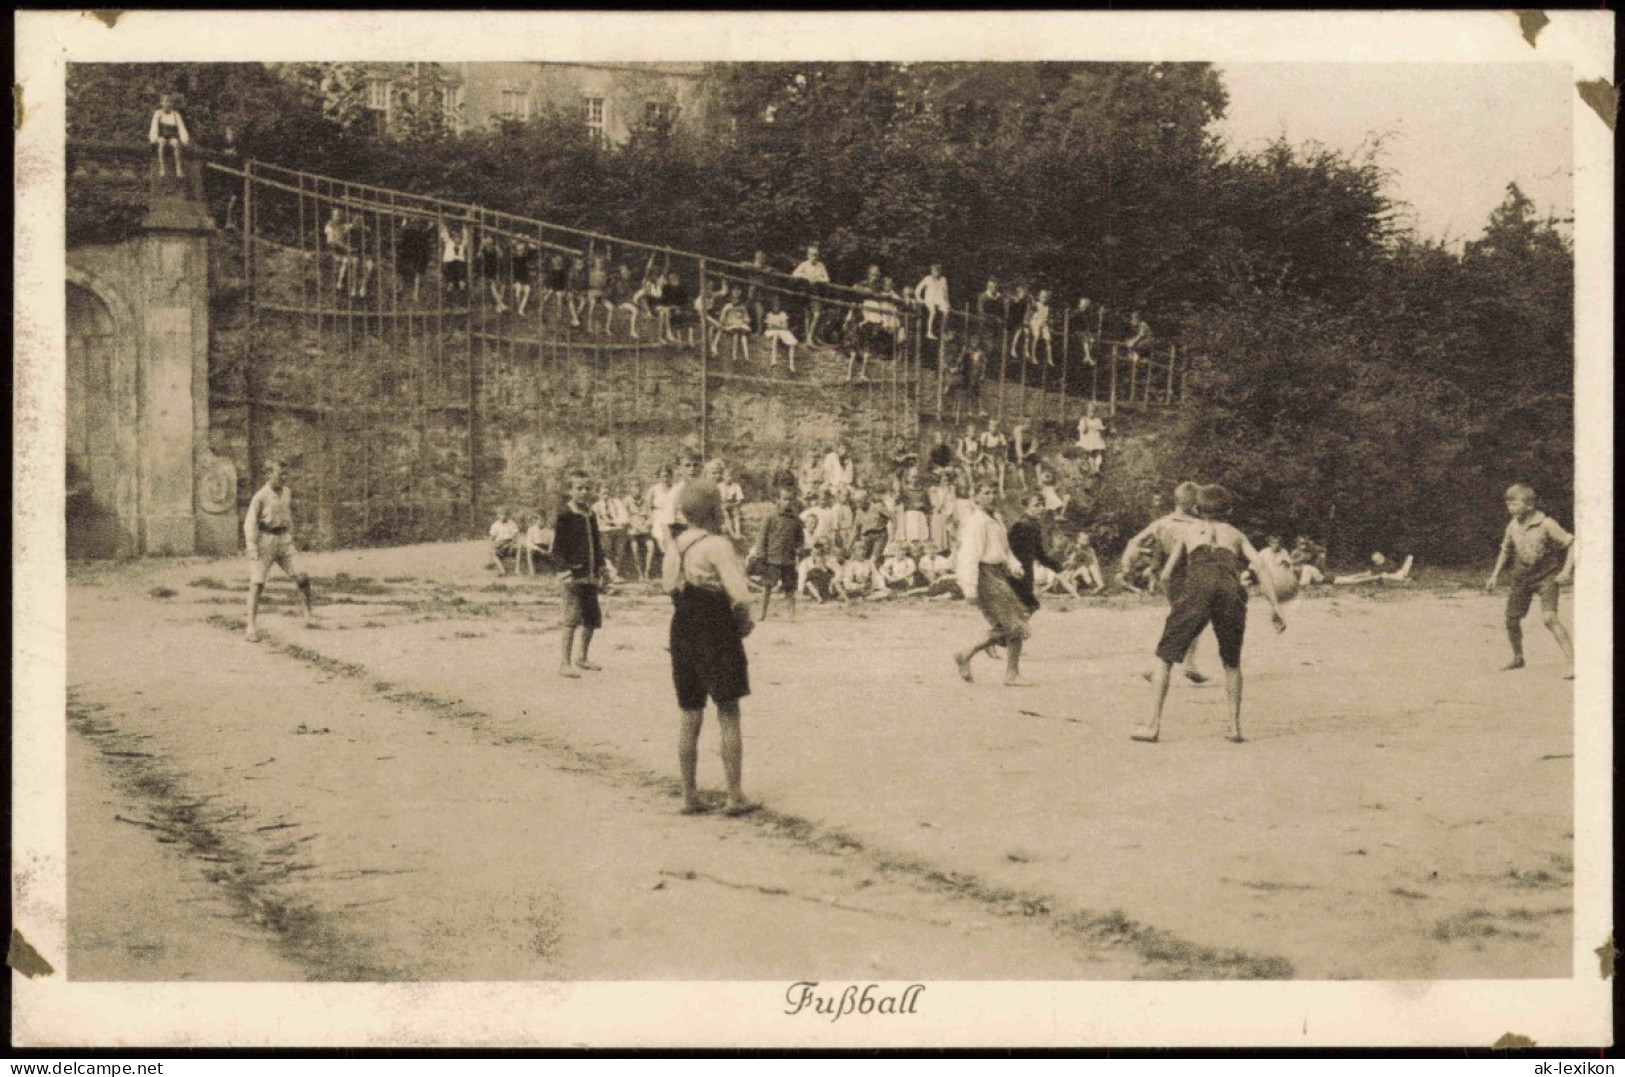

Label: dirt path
[68,546,1574,980]
[67,713,306,981]
[68,580,1159,981]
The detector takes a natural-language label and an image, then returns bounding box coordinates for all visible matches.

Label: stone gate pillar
[136,193,216,554]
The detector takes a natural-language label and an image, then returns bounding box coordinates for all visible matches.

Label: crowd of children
[461,420,1577,810]
[223,436,1572,818]
[305,217,1171,389]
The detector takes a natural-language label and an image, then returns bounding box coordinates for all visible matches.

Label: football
[1259,558,1300,603]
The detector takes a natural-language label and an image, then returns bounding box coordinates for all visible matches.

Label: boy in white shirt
[719,467,746,540]
[518,514,552,576]
[952,483,1032,686]
[792,244,831,346]
[914,263,951,341]
[488,506,521,576]
[1027,289,1054,367]
[798,540,841,603]
[148,94,190,179]
[837,554,886,602]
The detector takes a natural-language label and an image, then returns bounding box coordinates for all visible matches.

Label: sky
[1213,63,1573,247]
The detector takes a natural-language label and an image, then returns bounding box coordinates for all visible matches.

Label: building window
[440,84,464,134]
[583,96,607,142]
[499,88,530,121]
[644,100,674,127]
[366,79,392,112]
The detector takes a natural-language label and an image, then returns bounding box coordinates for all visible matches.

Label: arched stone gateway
[66,161,231,557]
[65,280,139,558]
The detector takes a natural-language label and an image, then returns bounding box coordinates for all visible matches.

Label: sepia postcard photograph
[11,9,1614,1050]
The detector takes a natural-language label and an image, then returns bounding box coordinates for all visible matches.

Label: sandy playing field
[63,542,1574,982]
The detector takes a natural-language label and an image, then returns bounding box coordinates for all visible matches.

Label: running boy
[953,482,1032,686]
[1008,493,1065,614]
[1133,484,1287,744]
[1121,481,1209,683]
[1485,483,1575,675]
[243,460,316,643]
[553,470,607,678]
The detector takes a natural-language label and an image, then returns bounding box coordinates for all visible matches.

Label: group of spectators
[483,426,1354,619]
[313,219,1168,383]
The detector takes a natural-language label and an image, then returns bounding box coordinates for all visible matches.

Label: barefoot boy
[1122,481,1209,683]
[953,482,1032,686]
[244,460,315,643]
[553,470,607,677]
[751,485,805,621]
[1133,484,1286,744]
[1485,483,1575,675]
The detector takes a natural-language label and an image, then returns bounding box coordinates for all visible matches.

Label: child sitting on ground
[488,506,521,576]
[518,514,552,576]
[1334,552,1415,585]
[1117,545,1160,595]
[837,552,886,602]
[880,544,926,595]
[1064,531,1107,594]
[1290,535,1328,586]
[851,489,892,571]
[798,539,841,604]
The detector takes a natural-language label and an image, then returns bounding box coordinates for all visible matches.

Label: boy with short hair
[243,459,315,643]
[148,93,191,179]
[792,244,831,346]
[1065,531,1106,594]
[719,466,746,539]
[751,486,806,621]
[1485,483,1575,675]
[798,539,840,603]
[852,489,892,571]
[565,254,589,328]
[518,513,551,576]
[1008,493,1065,614]
[837,552,886,602]
[953,482,1032,686]
[488,505,520,576]
[914,263,951,341]
[1290,534,1328,587]
[1121,481,1208,683]
[592,483,629,584]
[553,471,607,677]
[1134,484,1287,744]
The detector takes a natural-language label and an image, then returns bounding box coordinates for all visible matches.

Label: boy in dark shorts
[1485,483,1575,676]
[1122,481,1209,683]
[750,485,805,621]
[665,481,757,816]
[553,470,606,677]
[953,482,1032,686]
[1133,485,1286,744]
[1008,493,1065,614]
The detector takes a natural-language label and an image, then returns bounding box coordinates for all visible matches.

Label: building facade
[453,62,711,143]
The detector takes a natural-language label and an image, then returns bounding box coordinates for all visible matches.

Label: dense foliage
[67,62,1574,563]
